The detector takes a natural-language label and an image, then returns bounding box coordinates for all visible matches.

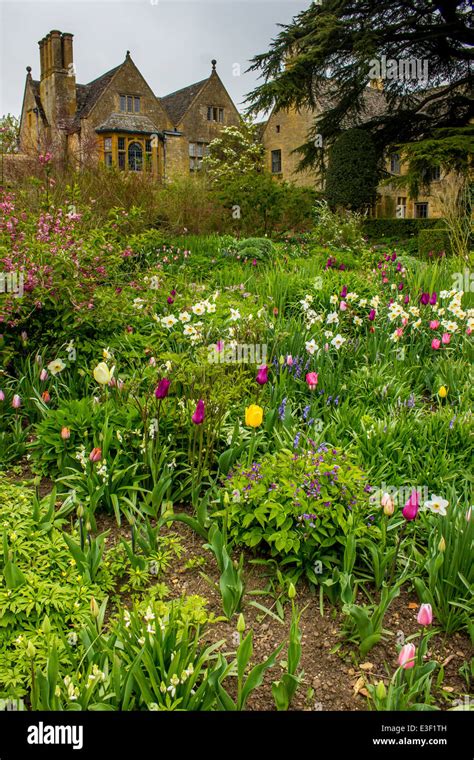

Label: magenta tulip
[402,489,420,521]
[431,338,441,350]
[155,378,170,399]
[306,372,319,390]
[340,285,347,298]
[192,399,205,425]
[368,309,376,321]
[429,320,439,329]
[256,365,269,385]
[441,333,450,345]
[417,604,433,626]
[398,643,416,669]
[420,293,430,305]
[429,292,437,305]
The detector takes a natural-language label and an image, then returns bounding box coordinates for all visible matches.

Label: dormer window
[120,95,141,113]
[207,106,224,122]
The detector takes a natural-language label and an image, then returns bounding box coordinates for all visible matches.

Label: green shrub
[220,442,373,582]
[235,237,276,262]
[418,228,451,258]
[362,218,439,240]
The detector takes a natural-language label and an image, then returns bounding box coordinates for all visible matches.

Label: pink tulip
[40,368,48,381]
[286,355,293,366]
[340,301,347,311]
[61,426,71,440]
[431,339,441,350]
[402,489,420,521]
[417,604,433,626]
[216,340,224,353]
[89,447,102,462]
[441,333,450,345]
[429,320,439,330]
[256,365,269,385]
[306,372,319,390]
[192,399,205,425]
[398,643,416,669]
[0,390,4,401]
[12,394,21,409]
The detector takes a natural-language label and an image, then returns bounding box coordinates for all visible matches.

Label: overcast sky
[0,0,309,118]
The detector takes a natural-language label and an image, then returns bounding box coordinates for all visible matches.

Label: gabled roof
[70,64,122,130]
[160,78,209,126]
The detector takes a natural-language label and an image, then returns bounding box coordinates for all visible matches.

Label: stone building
[19,29,240,180]
[261,84,451,219]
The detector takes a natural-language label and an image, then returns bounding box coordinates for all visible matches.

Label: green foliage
[235,236,275,262]
[414,501,473,634]
[220,443,372,580]
[418,228,452,258]
[362,218,439,241]
[325,129,379,211]
[205,523,245,619]
[312,200,366,251]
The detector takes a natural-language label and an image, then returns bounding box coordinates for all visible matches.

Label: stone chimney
[38,30,77,132]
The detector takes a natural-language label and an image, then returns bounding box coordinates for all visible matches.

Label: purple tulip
[340,285,347,298]
[170,289,176,296]
[420,293,430,305]
[368,309,376,321]
[402,490,420,521]
[155,378,170,399]
[256,365,269,385]
[192,399,205,425]
[404,295,410,304]
[391,253,397,261]
[429,292,437,305]
[167,297,174,305]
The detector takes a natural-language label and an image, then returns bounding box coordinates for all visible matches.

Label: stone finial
[126,50,131,59]
[26,66,32,74]
[211,59,217,71]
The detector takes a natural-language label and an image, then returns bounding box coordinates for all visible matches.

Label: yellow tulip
[93,362,114,385]
[438,385,447,398]
[245,404,263,428]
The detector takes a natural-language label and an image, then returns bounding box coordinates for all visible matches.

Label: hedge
[418,228,451,258]
[362,218,441,240]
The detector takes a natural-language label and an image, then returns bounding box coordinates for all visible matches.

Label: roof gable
[160,78,209,126]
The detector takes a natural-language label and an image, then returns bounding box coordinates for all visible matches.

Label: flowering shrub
[221,442,372,579]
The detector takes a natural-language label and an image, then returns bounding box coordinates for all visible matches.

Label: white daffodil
[305,338,318,355]
[179,311,191,323]
[326,311,339,325]
[161,315,178,329]
[192,302,206,316]
[230,308,241,321]
[47,358,66,375]
[424,494,449,516]
[331,334,345,349]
